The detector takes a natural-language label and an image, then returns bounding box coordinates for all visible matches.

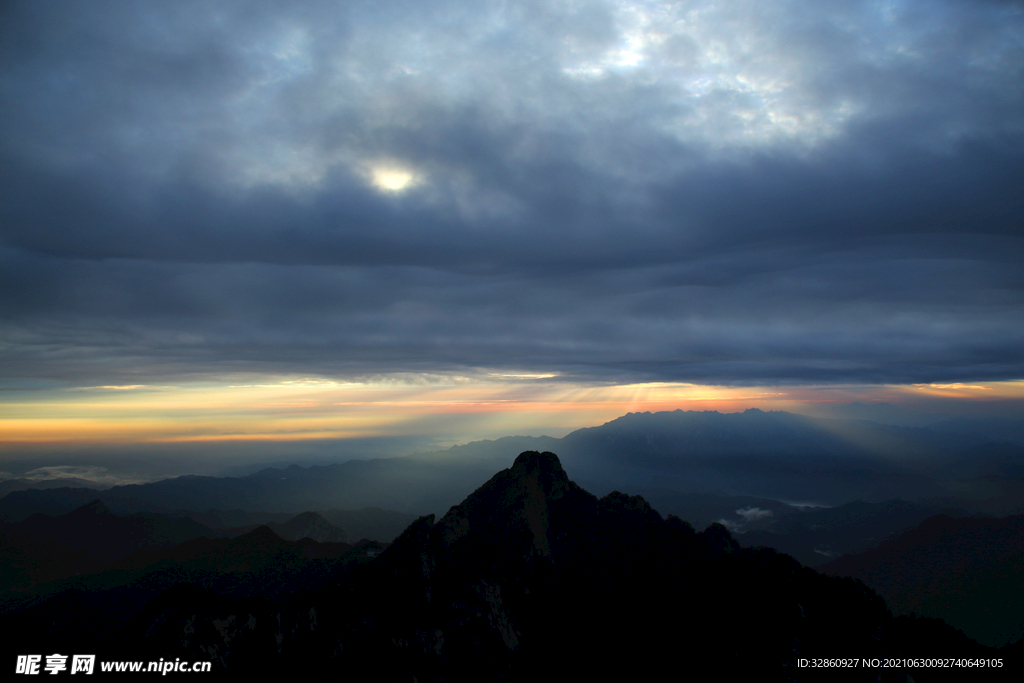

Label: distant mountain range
[3,410,1023,527]
[3,451,1017,681]
[0,476,108,499]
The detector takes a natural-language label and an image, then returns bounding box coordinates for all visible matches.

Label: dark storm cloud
[1,0,1022,385]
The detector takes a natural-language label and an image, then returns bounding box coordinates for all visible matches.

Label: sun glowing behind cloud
[369,165,418,193]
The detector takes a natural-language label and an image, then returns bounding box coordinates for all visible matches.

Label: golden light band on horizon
[2,377,1022,446]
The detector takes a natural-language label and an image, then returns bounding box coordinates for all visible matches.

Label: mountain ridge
[5,409,1021,526]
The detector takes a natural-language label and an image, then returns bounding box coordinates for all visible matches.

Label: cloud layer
[2,0,1023,385]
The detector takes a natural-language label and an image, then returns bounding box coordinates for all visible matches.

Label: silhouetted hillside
[0,500,215,591]
[822,513,1024,647]
[1,524,382,639]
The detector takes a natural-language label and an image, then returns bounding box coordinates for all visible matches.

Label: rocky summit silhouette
[6,452,1015,681]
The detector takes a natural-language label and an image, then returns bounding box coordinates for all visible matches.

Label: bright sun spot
[370,166,417,193]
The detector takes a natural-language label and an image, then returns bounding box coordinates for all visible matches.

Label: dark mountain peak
[599,490,658,518]
[699,522,740,553]
[272,511,348,543]
[288,511,324,522]
[432,451,587,561]
[511,449,562,473]
[596,491,669,551]
[509,450,570,492]
[68,499,113,518]
[237,525,284,543]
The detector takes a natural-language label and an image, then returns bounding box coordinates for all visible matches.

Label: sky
[1,0,1023,475]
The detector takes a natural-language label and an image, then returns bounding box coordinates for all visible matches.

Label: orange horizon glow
[2,376,1023,447]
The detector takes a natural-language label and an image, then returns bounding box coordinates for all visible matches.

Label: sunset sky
[2,1,1022,477]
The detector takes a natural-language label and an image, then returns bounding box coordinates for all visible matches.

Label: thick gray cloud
[1,0,1022,385]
